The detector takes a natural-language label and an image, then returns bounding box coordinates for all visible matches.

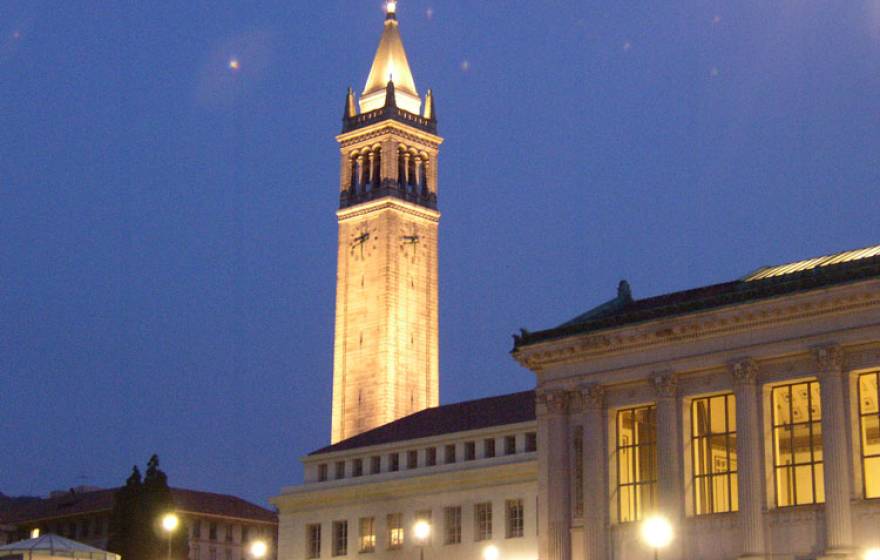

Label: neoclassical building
[513,246,880,560]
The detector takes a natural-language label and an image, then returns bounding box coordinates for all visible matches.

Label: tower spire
[359,1,421,114]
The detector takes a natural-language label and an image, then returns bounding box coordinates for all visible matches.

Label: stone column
[652,372,683,520]
[814,345,855,559]
[580,383,607,560]
[537,388,571,560]
[730,359,767,559]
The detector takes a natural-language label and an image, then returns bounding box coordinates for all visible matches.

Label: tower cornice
[336,120,443,150]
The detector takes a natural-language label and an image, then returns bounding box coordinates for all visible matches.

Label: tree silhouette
[108,456,188,560]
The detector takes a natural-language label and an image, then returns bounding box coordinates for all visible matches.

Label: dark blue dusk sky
[2,1,878,507]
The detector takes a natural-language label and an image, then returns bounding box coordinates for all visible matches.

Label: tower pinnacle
[359,2,421,115]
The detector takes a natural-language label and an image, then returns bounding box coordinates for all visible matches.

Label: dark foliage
[107,456,189,560]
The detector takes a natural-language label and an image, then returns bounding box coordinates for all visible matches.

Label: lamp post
[640,514,673,560]
[412,520,430,560]
[482,544,499,560]
[161,513,179,560]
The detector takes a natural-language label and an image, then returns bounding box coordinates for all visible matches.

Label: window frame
[858,372,880,499]
[474,502,492,541]
[386,513,404,550]
[690,393,738,515]
[770,380,824,508]
[505,499,524,539]
[331,520,348,557]
[615,404,657,523]
[306,523,321,559]
[358,517,375,553]
[443,506,461,545]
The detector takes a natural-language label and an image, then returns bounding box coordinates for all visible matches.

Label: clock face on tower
[350,223,373,260]
[399,225,420,262]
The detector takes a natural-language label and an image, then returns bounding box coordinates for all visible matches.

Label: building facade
[513,246,880,560]
[275,393,539,560]
[0,487,278,560]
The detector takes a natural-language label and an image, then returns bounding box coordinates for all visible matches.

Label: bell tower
[330,1,442,443]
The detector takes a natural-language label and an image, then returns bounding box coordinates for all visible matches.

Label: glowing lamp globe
[482,544,499,560]
[386,1,397,14]
[640,515,674,550]
[865,548,880,560]
[161,513,179,532]
[413,520,431,542]
[249,541,268,559]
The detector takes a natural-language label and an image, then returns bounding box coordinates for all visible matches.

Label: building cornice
[336,121,443,150]
[272,461,536,512]
[336,196,441,223]
[513,280,880,372]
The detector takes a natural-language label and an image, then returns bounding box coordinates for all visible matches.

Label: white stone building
[513,246,880,560]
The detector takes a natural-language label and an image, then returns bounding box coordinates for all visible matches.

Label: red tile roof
[0,488,276,525]
[311,390,536,455]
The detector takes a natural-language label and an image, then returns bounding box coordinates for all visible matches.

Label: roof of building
[311,390,536,456]
[0,534,119,560]
[0,488,276,526]
[362,6,418,99]
[514,243,880,349]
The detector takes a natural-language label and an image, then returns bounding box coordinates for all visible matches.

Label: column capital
[813,344,845,376]
[730,358,759,386]
[537,388,569,416]
[651,371,678,398]
[578,383,605,410]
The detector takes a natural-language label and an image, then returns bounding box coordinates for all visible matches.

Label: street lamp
[640,514,673,560]
[412,520,430,560]
[864,548,880,560]
[161,513,179,560]
[248,540,268,560]
[482,544,499,560]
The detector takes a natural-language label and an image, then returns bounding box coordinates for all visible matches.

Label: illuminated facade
[514,246,880,560]
[330,1,441,444]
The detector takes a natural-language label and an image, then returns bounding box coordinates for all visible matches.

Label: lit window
[691,393,738,514]
[332,520,347,557]
[772,381,824,507]
[306,525,321,559]
[443,507,461,545]
[616,405,657,522]
[387,513,404,549]
[359,517,375,553]
[573,426,584,518]
[474,502,492,541]
[859,372,880,498]
[505,499,524,538]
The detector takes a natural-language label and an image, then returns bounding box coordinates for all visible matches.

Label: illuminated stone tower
[330,1,442,444]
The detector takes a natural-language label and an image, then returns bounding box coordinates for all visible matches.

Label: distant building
[0,487,277,560]
[0,533,119,560]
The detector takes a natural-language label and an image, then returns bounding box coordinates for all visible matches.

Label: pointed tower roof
[359,2,421,115]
